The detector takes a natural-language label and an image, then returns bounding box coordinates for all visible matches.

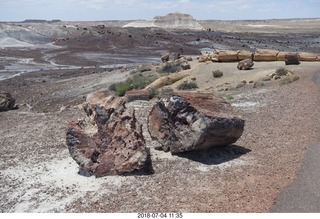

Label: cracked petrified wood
[148,92,245,154]
[66,95,147,177]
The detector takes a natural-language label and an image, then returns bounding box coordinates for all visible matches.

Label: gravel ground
[0,61,319,212]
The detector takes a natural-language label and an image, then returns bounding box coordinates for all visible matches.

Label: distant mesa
[123,12,204,30]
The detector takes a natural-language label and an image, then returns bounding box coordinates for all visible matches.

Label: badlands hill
[123,12,204,30]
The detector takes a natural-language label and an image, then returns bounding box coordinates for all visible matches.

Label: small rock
[0,90,16,111]
[180,61,191,70]
[237,59,254,70]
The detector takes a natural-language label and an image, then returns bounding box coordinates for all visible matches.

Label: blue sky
[1,0,320,21]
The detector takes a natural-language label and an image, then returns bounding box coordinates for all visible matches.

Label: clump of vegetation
[159,87,174,96]
[109,75,158,96]
[275,67,289,76]
[280,75,300,85]
[147,87,159,99]
[235,82,245,89]
[157,61,182,74]
[177,81,198,90]
[212,70,224,78]
[138,64,152,73]
[253,80,265,88]
[260,76,272,81]
[225,94,234,101]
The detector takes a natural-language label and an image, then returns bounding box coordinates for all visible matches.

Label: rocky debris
[180,61,191,70]
[66,95,148,177]
[161,53,170,63]
[198,52,219,62]
[284,53,300,65]
[0,90,16,111]
[83,91,110,125]
[147,92,245,154]
[237,59,254,70]
[125,89,150,102]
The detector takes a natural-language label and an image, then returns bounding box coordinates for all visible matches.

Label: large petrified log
[66,95,147,177]
[147,92,245,154]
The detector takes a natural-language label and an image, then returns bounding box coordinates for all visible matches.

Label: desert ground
[0,17,320,213]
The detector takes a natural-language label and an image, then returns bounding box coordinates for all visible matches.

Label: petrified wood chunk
[66,96,147,177]
[237,59,254,70]
[147,92,245,154]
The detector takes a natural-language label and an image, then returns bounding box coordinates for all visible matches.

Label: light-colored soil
[1,60,320,212]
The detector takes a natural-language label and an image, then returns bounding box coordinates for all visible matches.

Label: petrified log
[0,90,16,111]
[298,52,318,61]
[237,50,253,60]
[66,95,147,177]
[147,92,245,154]
[125,89,150,102]
[237,59,254,70]
[216,50,240,62]
[254,49,279,61]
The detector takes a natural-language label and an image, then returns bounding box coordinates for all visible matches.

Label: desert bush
[131,75,158,90]
[292,75,300,81]
[110,75,158,96]
[275,67,289,76]
[157,61,182,74]
[253,81,265,88]
[212,70,224,78]
[177,81,198,90]
[235,82,245,89]
[147,87,159,99]
[138,64,152,73]
[160,87,174,96]
[109,82,118,91]
[280,75,300,85]
[261,76,271,81]
[114,80,132,96]
[225,94,234,101]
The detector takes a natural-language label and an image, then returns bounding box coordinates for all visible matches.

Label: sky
[1,0,320,21]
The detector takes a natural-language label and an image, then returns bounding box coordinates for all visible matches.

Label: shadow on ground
[175,144,251,165]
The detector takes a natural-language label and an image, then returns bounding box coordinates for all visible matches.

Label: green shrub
[131,75,158,90]
[160,87,174,96]
[109,83,118,91]
[280,75,300,85]
[115,80,132,96]
[212,70,224,78]
[235,82,245,89]
[138,65,152,73]
[157,61,182,74]
[292,75,300,82]
[177,81,198,90]
[110,75,158,96]
[253,81,265,88]
[275,67,289,76]
[261,76,271,81]
[225,94,234,101]
[148,87,159,99]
